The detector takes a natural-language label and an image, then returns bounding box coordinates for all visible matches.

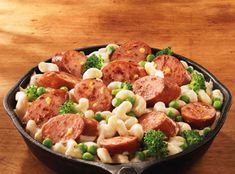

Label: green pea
[213,100,222,110]
[112,89,121,96]
[60,86,68,92]
[36,87,46,96]
[146,54,155,62]
[175,115,183,122]
[114,98,122,107]
[186,66,194,73]
[77,143,87,153]
[82,152,94,161]
[42,138,53,148]
[169,100,180,109]
[125,96,135,105]
[180,95,190,103]
[138,61,146,67]
[135,151,145,161]
[167,110,176,120]
[95,113,103,122]
[203,127,212,136]
[87,145,97,155]
[212,97,221,103]
[126,111,136,117]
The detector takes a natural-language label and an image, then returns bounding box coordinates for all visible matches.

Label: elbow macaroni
[212,89,223,102]
[76,98,89,112]
[26,120,37,136]
[97,148,113,163]
[107,81,122,90]
[132,95,147,117]
[116,120,129,136]
[29,74,43,86]
[38,62,59,73]
[198,90,212,105]
[177,122,192,132]
[112,101,132,121]
[83,68,102,80]
[153,102,167,112]
[144,62,164,78]
[182,90,198,102]
[52,142,66,154]
[205,80,213,96]
[65,139,82,158]
[128,124,144,140]
[15,91,29,119]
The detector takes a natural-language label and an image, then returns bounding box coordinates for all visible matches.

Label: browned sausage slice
[181,102,216,129]
[52,50,87,78]
[139,111,179,137]
[82,118,99,137]
[37,71,79,89]
[153,55,191,86]
[111,41,152,62]
[133,76,180,106]
[41,114,85,143]
[74,79,112,112]
[102,61,147,85]
[23,89,68,127]
[100,136,139,154]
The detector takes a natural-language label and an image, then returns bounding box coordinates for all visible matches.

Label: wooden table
[0,0,234,173]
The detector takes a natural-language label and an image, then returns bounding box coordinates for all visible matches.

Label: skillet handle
[110,166,142,174]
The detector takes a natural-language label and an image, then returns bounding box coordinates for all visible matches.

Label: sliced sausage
[133,75,180,106]
[51,53,67,72]
[52,50,87,78]
[139,111,179,137]
[154,55,191,86]
[74,79,112,112]
[41,114,85,143]
[181,102,216,129]
[82,118,99,137]
[111,41,152,63]
[100,136,139,154]
[23,89,68,127]
[102,61,147,85]
[37,71,79,89]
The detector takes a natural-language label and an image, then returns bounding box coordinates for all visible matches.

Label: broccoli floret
[156,47,174,57]
[59,100,80,114]
[143,130,168,159]
[181,130,203,147]
[83,54,104,73]
[26,85,38,102]
[189,70,206,92]
[121,82,133,90]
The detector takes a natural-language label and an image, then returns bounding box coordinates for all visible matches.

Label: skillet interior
[3,45,232,174]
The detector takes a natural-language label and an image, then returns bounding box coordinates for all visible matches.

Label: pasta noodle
[83,68,102,80]
[38,62,59,73]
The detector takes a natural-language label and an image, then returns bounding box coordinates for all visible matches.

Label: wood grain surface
[0,0,235,173]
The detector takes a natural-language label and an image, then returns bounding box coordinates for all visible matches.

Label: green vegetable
[169,100,180,109]
[213,100,222,110]
[87,145,97,155]
[82,152,94,161]
[95,113,103,122]
[83,54,104,73]
[212,97,221,103]
[186,66,194,73]
[166,110,176,120]
[138,61,146,67]
[26,85,38,101]
[111,89,121,96]
[135,151,145,161]
[36,87,46,96]
[175,115,183,122]
[143,150,151,157]
[114,98,122,107]
[105,115,111,123]
[77,143,87,153]
[121,82,133,90]
[181,130,203,147]
[125,96,135,105]
[180,95,190,103]
[189,71,206,93]
[180,142,188,150]
[42,138,53,148]
[107,45,116,52]
[203,127,212,137]
[146,54,155,62]
[156,47,174,57]
[59,100,79,114]
[126,111,136,117]
[60,86,68,92]
[143,130,168,159]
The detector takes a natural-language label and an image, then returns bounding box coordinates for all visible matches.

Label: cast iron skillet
[3,45,232,174]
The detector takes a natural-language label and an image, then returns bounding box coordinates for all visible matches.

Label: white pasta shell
[198,89,212,105]
[97,148,113,163]
[38,62,59,72]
